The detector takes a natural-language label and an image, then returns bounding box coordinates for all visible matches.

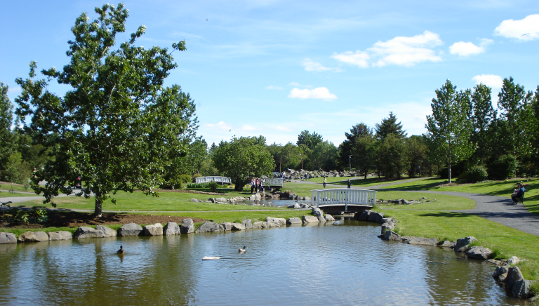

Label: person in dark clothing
[347,179,351,188]
[511,183,526,204]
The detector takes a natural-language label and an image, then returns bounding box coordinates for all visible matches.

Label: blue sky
[2,0,539,147]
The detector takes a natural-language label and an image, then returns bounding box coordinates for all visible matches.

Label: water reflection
[0,221,525,305]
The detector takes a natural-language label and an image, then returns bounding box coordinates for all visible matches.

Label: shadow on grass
[334,176,417,187]
[382,178,446,191]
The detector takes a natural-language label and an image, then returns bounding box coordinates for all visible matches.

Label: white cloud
[332,31,443,68]
[288,87,337,100]
[472,74,503,88]
[494,14,539,41]
[206,121,232,131]
[240,125,257,132]
[449,39,492,56]
[265,85,283,90]
[302,58,343,72]
[331,51,369,68]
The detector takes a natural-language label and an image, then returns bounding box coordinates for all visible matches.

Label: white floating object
[202,256,220,260]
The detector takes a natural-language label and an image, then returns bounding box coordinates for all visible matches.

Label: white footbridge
[310,188,376,214]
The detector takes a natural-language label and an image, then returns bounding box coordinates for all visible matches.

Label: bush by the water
[458,166,488,183]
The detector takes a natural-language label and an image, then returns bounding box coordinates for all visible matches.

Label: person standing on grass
[323,177,327,188]
[347,179,351,188]
[250,179,255,194]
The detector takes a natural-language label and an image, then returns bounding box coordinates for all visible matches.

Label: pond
[0,220,522,305]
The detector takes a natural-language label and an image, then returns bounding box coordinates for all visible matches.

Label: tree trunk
[94,193,103,218]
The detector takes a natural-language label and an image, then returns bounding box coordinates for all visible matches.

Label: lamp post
[348,155,352,173]
[300,154,303,170]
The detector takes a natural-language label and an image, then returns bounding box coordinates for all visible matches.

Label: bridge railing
[310,188,376,207]
[195,176,232,184]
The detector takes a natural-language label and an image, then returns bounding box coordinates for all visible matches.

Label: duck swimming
[117,245,124,254]
[238,246,247,253]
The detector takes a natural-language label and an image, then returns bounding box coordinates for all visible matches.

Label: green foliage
[213,136,274,191]
[267,142,301,172]
[14,3,196,216]
[488,154,518,180]
[458,165,488,183]
[426,80,474,183]
[4,152,31,184]
[0,82,13,175]
[2,207,46,225]
[375,111,407,140]
[375,134,406,179]
[297,130,323,150]
[208,181,218,192]
[310,141,338,171]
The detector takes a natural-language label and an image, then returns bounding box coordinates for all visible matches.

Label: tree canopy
[212,136,274,191]
[0,82,13,171]
[426,80,473,183]
[15,3,196,216]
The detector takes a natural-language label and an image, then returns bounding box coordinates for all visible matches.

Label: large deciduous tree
[213,136,274,191]
[426,80,473,183]
[15,4,196,216]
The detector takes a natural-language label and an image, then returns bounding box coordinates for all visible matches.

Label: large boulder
[493,265,509,282]
[221,222,233,231]
[241,219,252,229]
[266,217,286,226]
[466,246,492,260]
[311,207,323,217]
[195,221,223,233]
[48,231,72,241]
[287,217,302,225]
[215,197,227,204]
[302,215,319,224]
[117,223,143,237]
[18,231,49,242]
[252,221,268,229]
[0,232,17,244]
[95,225,117,237]
[180,218,195,234]
[512,279,532,299]
[74,226,106,239]
[164,222,181,235]
[325,214,335,221]
[368,211,384,223]
[454,236,477,252]
[231,223,245,231]
[379,230,402,241]
[356,211,371,221]
[143,223,163,236]
[505,266,524,291]
[402,236,439,246]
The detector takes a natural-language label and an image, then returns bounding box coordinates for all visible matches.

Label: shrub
[459,166,488,183]
[488,154,518,180]
[208,181,218,192]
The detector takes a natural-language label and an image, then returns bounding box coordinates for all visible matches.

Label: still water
[0,220,524,305]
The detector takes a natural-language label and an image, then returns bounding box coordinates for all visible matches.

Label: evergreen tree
[375,112,407,140]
